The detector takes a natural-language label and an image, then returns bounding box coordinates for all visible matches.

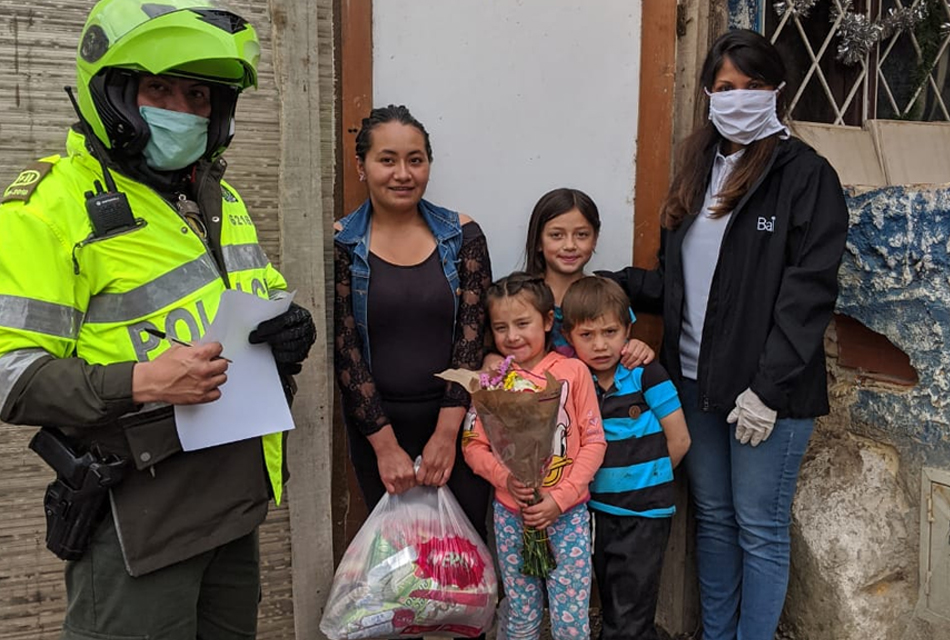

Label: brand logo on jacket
[757,216,776,233]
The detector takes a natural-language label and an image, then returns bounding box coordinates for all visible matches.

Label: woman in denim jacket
[334,105,492,537]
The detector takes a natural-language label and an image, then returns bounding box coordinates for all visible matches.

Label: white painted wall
[373,0,642,276]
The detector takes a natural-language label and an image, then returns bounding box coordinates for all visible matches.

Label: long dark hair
[524,188,601,275]
[661,29,788,229]
[355,104,433,161]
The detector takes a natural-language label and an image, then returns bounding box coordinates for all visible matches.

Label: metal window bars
[768,0,950,124]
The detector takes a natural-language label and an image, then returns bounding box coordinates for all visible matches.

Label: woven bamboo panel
[0,428,65,640]
[0,0,323,637]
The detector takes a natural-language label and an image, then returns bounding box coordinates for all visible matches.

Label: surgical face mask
[706,83,789,146]
[139,105,210,171]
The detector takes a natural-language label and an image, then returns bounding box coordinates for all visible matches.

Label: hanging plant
[903,0,946,119]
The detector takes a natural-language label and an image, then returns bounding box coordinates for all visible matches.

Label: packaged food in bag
[320,484,497,640]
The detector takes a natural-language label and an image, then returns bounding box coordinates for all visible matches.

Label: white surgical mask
[706,83,789,146]
[139,106,210,171]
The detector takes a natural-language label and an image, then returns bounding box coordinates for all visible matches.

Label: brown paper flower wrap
[438,367,562,578]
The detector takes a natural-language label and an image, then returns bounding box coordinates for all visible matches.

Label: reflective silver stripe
[0,295,83,339]
[85,255,220,324]
[223,243,269,272]
[0,348,50,411]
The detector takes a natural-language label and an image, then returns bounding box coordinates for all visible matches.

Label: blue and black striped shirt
[588,361,681,518]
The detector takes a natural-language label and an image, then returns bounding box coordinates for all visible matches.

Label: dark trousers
[591,510,672,640]
[62,515,260,640]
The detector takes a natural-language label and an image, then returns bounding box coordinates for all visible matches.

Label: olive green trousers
[61,515,260,640]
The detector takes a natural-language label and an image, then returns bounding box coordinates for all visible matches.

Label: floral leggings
[493,500,592,640]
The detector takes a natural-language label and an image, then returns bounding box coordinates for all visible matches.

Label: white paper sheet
[175,289,296,451]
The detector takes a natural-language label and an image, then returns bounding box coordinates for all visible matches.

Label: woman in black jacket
[607,30,849,640]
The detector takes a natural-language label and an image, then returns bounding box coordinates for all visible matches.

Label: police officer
[0,1,315,637]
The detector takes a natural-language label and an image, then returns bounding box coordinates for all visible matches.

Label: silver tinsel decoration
[879,4,930,40]
[833,0,884,66]
[777,0,934,66]
[774,0,821,19]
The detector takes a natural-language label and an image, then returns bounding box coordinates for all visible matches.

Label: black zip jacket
[603,137,849,418]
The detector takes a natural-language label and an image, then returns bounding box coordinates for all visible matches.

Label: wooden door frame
[340,0,373,217]
[335,0,375,556]
[635,3,700,636]
[632,0,676,350]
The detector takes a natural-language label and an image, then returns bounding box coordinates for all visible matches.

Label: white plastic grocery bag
[320,484,497,640]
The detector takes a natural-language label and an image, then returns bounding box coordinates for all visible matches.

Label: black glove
[248,302,316,375]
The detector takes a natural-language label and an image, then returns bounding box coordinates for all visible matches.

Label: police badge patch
[2,161,55,204]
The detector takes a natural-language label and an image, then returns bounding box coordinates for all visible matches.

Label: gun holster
[28,428,128,561]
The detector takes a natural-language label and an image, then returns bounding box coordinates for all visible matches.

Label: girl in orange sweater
[463,272,605,640]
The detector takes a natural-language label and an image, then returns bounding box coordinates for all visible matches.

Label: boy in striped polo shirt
[562,276,691,640]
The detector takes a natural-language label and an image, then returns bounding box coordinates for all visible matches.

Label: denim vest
[335,199,463,367]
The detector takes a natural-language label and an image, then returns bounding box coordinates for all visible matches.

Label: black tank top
[367,248,455,401]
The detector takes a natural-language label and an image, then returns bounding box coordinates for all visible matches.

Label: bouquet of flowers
[320,485,497,640]
[439,357,563,578]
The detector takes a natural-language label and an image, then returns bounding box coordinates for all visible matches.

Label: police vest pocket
[85,217,148,243]
[71,219,148,275]
[121,405,180,471]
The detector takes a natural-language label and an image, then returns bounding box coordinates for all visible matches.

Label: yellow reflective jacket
[0,130,287,575]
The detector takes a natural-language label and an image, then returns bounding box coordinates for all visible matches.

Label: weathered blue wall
[838,185,950,465]
[728,0,763,31]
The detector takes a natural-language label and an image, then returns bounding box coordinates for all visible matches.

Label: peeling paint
[728,0,762,31]
[837,185,950,456]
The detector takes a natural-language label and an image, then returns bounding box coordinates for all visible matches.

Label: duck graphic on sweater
[542,381,573,487]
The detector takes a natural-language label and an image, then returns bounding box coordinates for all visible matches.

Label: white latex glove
[727,388,777,447]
